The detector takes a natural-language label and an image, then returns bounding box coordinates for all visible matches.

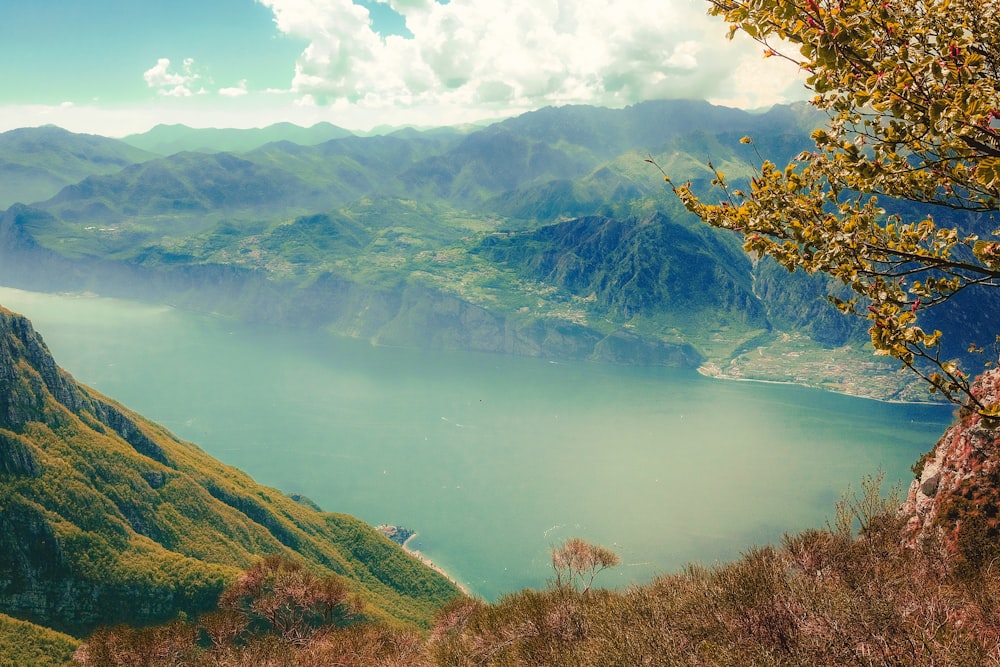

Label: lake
[0,286,953,600]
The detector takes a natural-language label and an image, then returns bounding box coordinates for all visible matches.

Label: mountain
[0,101,973,400]
[476,213,767,326]
[121,121,355,155]
[36,151,327,241]
[0,126,155,209]
[0,306,461,642]
[24,132,467,251]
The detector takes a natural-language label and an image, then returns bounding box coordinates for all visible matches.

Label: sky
[0,0,809,137]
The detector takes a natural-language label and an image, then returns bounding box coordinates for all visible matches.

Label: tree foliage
[666,0,1000,414]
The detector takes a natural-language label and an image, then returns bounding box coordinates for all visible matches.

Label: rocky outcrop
[0,430,39,477]
[901,369,1000,571]
[89,401,172,466]
[0,307,84,429]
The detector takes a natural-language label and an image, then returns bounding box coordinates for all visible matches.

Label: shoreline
[402,533,471,596]
[695,364,945,407]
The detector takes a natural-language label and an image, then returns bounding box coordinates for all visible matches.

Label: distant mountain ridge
[121,121,355,155]
[0,305,461,640]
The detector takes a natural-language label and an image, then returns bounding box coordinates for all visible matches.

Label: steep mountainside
[477,213,767,326]
[750,257,869,347]
[0,306,461,638]
[0,126,154,209]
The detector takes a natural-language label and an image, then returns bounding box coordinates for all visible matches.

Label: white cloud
[142,58,199,97]
[707,43,809,109]
[0,1,811,137]
[256,0,809,119]
[219,80,249,97]
[143,58,183,88]
[143,57,200,97]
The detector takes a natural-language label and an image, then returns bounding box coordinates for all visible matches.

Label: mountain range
[120,121,355,156]
[1,100,990,401]
[0,126,155,210]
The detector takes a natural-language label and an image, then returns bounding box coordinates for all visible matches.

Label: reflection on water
[0,286,953,599]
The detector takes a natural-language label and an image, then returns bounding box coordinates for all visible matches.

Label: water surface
[0,286,953,599]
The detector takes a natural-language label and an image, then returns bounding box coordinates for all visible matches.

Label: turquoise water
[0,286,953,599]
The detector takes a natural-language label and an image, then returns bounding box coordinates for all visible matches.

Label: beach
[402,533,472,596]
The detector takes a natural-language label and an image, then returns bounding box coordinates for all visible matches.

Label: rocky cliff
[901,369,1000,573]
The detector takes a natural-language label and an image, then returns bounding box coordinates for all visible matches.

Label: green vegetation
[0,613,78,667]
[0,305,462,652]
[673,0,1000,413]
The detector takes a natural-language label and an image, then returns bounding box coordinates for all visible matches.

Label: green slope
[0,613,78,666]
[0,306,462,640]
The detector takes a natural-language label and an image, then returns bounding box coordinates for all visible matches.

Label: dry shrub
[296,624,430,667]
[550,537,621,593]
[219,555,361,646]
[430,588,592,667]
[75,503,1000,666]
[76,621,198,667]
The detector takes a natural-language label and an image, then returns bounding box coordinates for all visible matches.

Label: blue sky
[0,0,807,136]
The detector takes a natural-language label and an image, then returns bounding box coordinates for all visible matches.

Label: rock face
[901,369,1000,571]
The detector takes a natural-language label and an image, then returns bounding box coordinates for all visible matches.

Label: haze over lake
[0,286,953,599]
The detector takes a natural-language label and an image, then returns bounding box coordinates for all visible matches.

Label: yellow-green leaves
[976,157,1000,191]
[675,0,1000,416]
